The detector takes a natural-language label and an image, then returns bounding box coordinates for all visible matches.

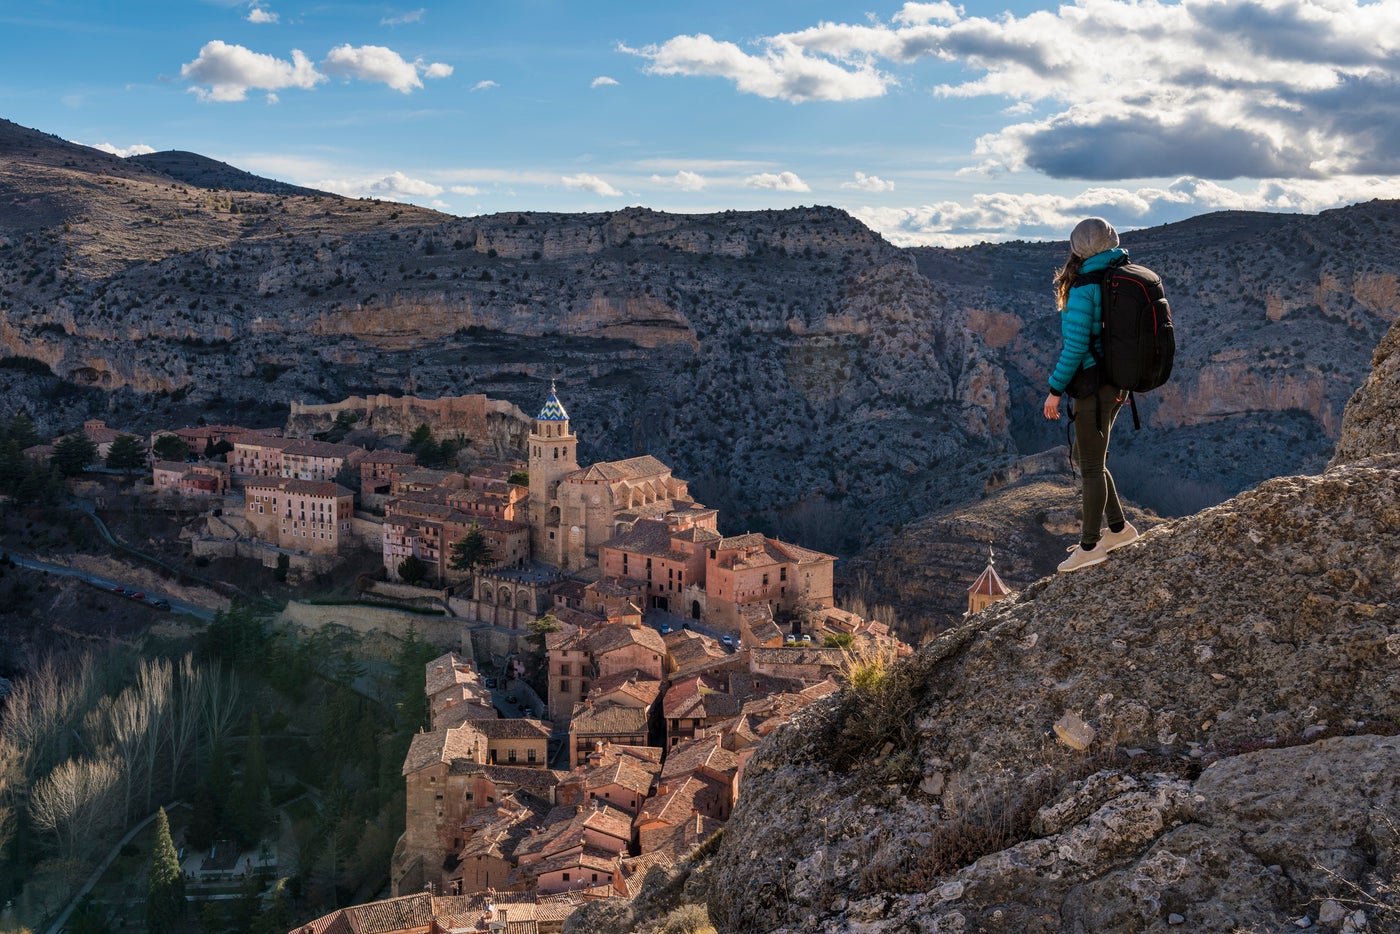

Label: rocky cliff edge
[705,320,1400,933]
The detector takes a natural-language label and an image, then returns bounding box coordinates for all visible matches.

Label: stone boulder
[708,453,1400,932]
[1331,315,1400,467]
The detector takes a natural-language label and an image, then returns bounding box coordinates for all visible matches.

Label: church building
[527,384,706,571]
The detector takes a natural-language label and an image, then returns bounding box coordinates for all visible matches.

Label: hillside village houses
[24,388,938,924]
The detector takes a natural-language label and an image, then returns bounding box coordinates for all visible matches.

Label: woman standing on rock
[1043,217,1140,572]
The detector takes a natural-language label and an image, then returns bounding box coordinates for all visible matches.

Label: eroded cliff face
[1331,315,1400,467]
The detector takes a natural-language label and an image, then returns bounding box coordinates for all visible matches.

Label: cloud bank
[631,0,1400,183]
[562,173,622,196]
[182,40,451,100]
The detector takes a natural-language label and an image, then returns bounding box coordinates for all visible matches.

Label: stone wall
[278,600,462,644]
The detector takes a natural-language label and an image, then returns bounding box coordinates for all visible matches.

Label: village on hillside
[15,384,1014,932]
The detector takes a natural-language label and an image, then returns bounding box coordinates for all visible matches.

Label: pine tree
[105,433,147,474]
[448,522,495,575]
[152,434,191,462]
[146,807,185,934]
[51,432,98,477]
[397,554,428,584]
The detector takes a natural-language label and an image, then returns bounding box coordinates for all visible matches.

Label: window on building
[763,573,769,586]
[560,663,570,676]
[508,749,517,763]
[561,680,570,693]
[528,749,537,762]
[563,873,570,882]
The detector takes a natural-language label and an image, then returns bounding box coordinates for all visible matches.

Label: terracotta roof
[545,627,586,653]
[516,802,634,861]
[281,438,361,459]
[447,762,568,796]
[671,525,722,544]
[402,728,482,775]
[968,558,1013,596]
[602,519,676,558]
[660,735,740,782]
[577,756,660,796]
[634,774,726,828]
[247,477,351,498]
[344,892,433,933]
[572,454,672,482]
[425,652,476,697]
[638,813,725,860]
[361,451,417,465]
[588,670,663,706]
[618,851,676,898]
[570,702,650,736]
[749,646,845,667]
[586,623,666,657]
[467,718,552,741]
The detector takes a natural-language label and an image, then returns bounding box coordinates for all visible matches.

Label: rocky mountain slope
[1,119,1396,563]
[686,315,1400,933]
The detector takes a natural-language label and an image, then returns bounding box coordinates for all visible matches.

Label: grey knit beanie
[1069,217,1119,258]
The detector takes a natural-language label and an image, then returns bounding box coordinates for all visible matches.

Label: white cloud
[635,0,1400,184]
[625,33,891,103]
[322,44,451,94]
[246,4,278,24]
[744,171,810,192]
[841,171,894,192]
[561,173,622,197]
[892,2,962,26]
[592,75,619,88]
[471,80,498,91]
[181,40,324,102]
[381,9,426,26]
[850,175,1400,247]
[450,185,483,196]
[650,170,707,191]
[314,170,444,201]
[85,142,157,158]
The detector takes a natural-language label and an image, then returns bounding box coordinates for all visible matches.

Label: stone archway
[691,600,702,620]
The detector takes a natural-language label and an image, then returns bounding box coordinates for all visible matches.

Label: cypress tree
[146,807,185,934]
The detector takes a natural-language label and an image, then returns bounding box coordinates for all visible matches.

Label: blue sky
[3,0,1398,245]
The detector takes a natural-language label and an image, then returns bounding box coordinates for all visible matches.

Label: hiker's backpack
[1074,260,1176,428]
[1075,260,1175,392]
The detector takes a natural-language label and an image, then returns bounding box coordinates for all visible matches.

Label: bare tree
[28,756,122,859]
[201,661,241,751]
[0,652,100,827]
[168,654,205,792]
[138,657,173,811]
[98,689,149,826]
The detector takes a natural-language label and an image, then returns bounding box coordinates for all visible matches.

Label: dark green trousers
[1074,383,1125,547]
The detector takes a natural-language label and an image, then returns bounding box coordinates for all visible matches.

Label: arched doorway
[691,601,701,620]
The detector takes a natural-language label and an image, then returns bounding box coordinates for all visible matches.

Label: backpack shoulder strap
[1072,270,1106,289]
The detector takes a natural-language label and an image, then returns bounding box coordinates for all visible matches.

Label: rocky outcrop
[707,451,1400,932]
[1331,316,1400,466]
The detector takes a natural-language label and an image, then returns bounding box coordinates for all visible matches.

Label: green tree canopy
[448,522,495,575]
[507,470,529,486]
[526,614,561,650]
[151,434,191,462]
[51,432,98,477]
[397,554,429,585]
[106,433,147,474]
[4,413,40,449]
[146,807,186,934]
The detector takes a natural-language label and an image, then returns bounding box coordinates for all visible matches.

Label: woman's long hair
[1053,250,1083,310]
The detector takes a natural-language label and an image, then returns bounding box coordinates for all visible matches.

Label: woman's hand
[1043,392,1061,420]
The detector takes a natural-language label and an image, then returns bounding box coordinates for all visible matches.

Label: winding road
[8,552,218,621]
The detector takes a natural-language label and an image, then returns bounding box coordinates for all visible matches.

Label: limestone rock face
[708,453,1400,932]
[1331,315,1400,466]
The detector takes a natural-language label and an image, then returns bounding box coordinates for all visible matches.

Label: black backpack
[1074,260,1176,428]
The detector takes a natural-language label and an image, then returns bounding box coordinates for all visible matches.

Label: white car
[721,635,735,648]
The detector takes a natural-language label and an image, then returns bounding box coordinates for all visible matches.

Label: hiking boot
[1100,521,1141,553]
[1058,544,1107,573]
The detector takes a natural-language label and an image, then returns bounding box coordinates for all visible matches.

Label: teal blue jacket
[1048,247,1127,394]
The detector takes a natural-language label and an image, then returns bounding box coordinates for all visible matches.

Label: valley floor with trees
[0,602,439,934]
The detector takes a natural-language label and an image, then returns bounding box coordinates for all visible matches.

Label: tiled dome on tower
[537,381,569,421]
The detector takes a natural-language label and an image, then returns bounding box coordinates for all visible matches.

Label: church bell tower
[528,381,579,562]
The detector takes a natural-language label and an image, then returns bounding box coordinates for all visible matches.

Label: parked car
[130,592,146,601]
[800,634,812,644]
[485,677,497,689]
[111,585,126,594]
[721,635,735,648]
[659,625,672,635]
[784,634,798,645]
[150,598,172,611]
